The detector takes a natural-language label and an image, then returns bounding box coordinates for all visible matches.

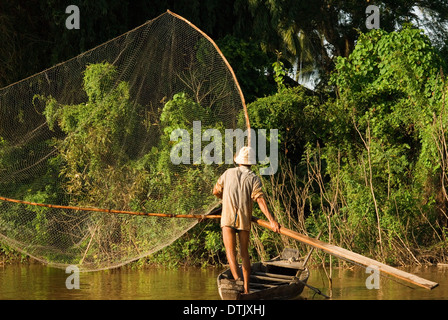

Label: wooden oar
[251,216,439,290]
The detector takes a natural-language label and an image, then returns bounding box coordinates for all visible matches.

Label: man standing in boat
[213,146,280,294]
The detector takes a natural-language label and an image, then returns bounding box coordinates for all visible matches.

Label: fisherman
[213,146,280,294]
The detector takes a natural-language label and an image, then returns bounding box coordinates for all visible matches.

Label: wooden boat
[217,248,309,300]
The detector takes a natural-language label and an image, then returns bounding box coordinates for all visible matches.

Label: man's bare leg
[238,230,251,294]
[222,227,241,281]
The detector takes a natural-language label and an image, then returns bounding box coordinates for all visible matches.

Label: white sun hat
[234,146,256,165]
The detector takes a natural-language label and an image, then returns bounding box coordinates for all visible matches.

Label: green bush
[313,25,448,262]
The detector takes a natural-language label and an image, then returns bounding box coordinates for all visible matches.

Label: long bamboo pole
[251,217,439,290]
[0,195,438,289]
[0,196,221,220]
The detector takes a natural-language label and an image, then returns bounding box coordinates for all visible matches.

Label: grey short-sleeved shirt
[214,166,264,231]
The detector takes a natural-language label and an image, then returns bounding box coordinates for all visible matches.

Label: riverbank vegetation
[2,2,448,269]
[146,25,448,268]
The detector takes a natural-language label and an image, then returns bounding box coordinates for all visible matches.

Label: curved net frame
[0,11,248,271]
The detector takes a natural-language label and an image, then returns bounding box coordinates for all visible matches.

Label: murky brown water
[304,265,448,300]
[0,263,446,300]
[0,264,221,300]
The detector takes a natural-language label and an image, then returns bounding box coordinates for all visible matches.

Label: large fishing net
[0,11,248,271]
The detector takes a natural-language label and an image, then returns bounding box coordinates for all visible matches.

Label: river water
[0,263,447,300]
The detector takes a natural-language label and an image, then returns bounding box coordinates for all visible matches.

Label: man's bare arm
[256,197,280,233]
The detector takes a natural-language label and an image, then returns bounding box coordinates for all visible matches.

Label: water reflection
[303,265,448,300]
[0,264,447,300]
[0,264,221,300]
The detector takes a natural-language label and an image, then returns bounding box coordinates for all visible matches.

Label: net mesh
[0,11,248,271]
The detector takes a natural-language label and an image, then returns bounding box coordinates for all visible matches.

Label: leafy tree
[4,0,448,93]
[234,0,448,84]
[217,35,277,102]
[35,62,229,265]
[41,62,144,207]
[319,25,447,260]
[245,86,322,165]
